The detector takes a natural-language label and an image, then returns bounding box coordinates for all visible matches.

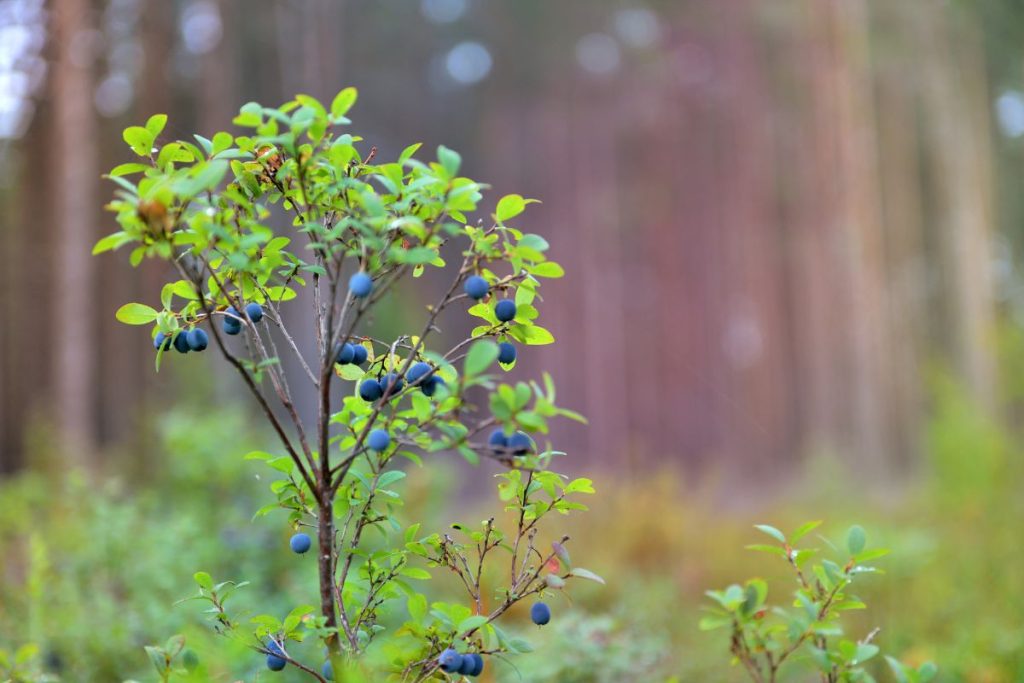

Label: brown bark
[52,0,99,463]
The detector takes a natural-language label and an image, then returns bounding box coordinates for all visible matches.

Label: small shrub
[96,88,599,680]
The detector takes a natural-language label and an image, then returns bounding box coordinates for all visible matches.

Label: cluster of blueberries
[433,603,550,677]
[222,302,265,335]
[465,275,518,364]
[437,650,485,677]
[488,428,534,456]
[463,276,517,324]
[153,327,208,354]
[152,302,266,354]
[359,361,445,402]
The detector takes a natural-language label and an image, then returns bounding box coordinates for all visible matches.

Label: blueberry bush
[702,523,936,683]
[95,88,599,681]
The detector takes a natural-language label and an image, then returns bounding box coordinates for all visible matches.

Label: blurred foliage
[4,323,1024,680]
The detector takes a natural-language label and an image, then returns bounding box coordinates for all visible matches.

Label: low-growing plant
[95,87,600,681]
[702,522,936,683]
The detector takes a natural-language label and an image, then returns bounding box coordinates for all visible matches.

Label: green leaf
[457,615,489,635]
[531,262,564,278]
[464,340,499,377]
[854,547,890,563]
[181,160,229,195]
[754,524,786,543]
[517,324,555,345]
[123,126,154,156]
[495,194,526,223]
[698,614,731,631]
[110,162,150,177]
[846,525,867,556]
[438,145,461,177]
[518,234,549,252]
[790,520,822,543]
[194,571,213,590]
[854,643,879,664]
[116,303,159,325]
[746,544,786,557]
[92,231,133,255]
[407,593,427,622]
[146,113,168,138]
[569,568,605,584]
[337,364,364,381]
[331,87,358,118]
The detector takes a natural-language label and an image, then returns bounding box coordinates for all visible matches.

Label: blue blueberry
[223,307,242,335]
[351,344,368,366]
[187,328,209,351]
[335,342,355,365]
[289,532,312,554]
[322,660,333,680]
[153,332,171,350]
[266,641,286,671]
[488,428,508,452]
[380,373,404,396]
[359,379,383,402]
[508,432,532,456]
[531,602,551,626]
[437,648,463,674]
[173,331,191,354]
[245,302,264,323]
[406,362,432,385]
[422,375,445,397]
[498,342,516,365]
[367,429,390,452]
[458,653,483,677]
[349,272,373,298]
[494,300,517,323]
[463,275,489,300]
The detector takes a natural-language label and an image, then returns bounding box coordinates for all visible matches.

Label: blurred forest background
[2,0,1024,681]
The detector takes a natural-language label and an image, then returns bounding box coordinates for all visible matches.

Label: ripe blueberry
[458,653,484,677]
[531,602,551,626]
[406,362,432,385]
[508,431,532,455]
[266,641,286,671]
[463,275,489,300]
[289,532,312,554]
[422,375,445,397]
[380,373,404,396]
[437,648,463,674]
[488,428,509,452]
[223,307,242,335]
[245,302,264,323]
[173,331,191,354]
[335,342,355,365]
[153,332,171,351]
[359,379,383,402]
[351,344,368,366]
[468,653,484,677]
[187,328,209,351]
[349,272,373,298]
[498,342,516,365]
[367,429,390,452]
[494,300,517,323]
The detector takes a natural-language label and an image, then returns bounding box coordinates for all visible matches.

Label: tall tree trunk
[52,0,99,464]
